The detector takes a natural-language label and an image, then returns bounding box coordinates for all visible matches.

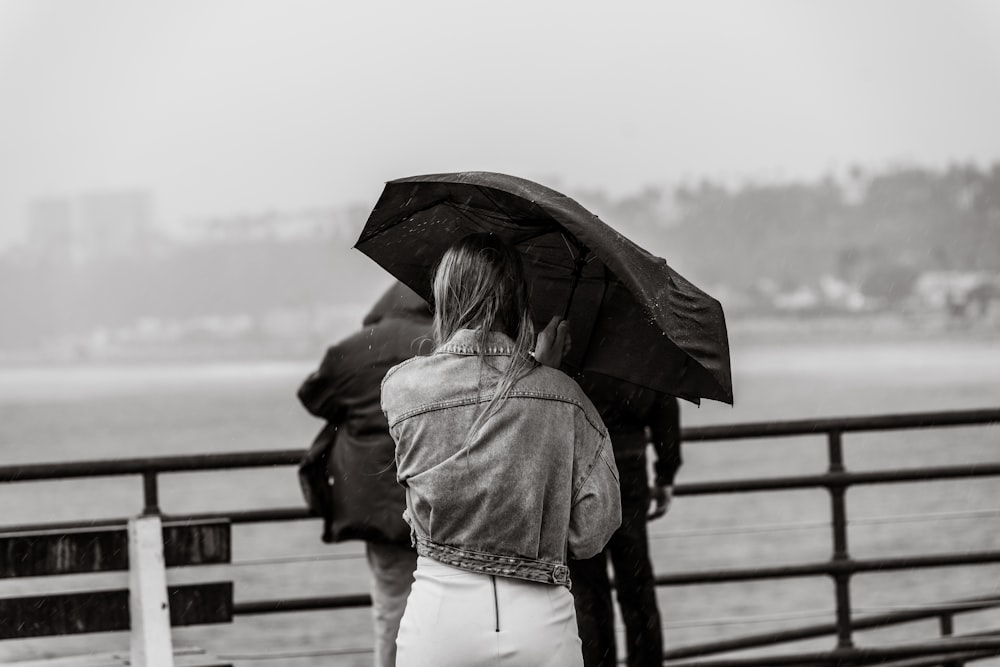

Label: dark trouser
[570,449,663,667]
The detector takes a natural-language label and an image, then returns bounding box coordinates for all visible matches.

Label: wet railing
[1,407,999,665]
[658,407,1000,666]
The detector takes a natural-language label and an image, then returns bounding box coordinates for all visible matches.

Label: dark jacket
[298,283,433,544]
[574,372,682,486]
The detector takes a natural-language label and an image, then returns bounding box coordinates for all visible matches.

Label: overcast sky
[2,0,999,247]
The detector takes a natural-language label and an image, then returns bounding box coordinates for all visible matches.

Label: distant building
[818,275,867,312]
[26,189,154,264]
[76,190,153,259]
[912,271,986,309]
[913,271,1000,318]
[26,197,75,258]
[195,206,364,243]
[772,285,820,311]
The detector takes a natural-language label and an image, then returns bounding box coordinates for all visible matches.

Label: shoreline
[727,312,999,345]
[1,313,995,369]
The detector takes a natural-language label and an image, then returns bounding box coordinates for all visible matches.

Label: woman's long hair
[432,233,536,435]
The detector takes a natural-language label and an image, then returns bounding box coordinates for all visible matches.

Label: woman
[381,233,622,666]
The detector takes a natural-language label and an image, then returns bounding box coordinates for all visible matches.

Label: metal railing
[2,407,999,665]
[661,407,1000,666]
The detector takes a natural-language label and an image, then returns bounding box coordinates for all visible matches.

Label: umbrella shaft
[563,283,577,320]
[562,249,589,320]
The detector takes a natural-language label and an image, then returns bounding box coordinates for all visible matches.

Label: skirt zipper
[491,575,500,632]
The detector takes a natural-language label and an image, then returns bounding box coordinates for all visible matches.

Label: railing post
[128,514,175,667]
[142,472,160,516]
[939,613,963,667]
[828,430,855,652]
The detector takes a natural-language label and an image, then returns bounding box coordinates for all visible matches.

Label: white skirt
[396,556,583,667]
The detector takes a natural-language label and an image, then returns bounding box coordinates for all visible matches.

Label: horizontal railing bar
[851,550,1000,572]
[658,561,831,584]
[3,456,998,500]
[663,595,1000,660]
[656,550,1000,585]
[164,508,314,524]
[680,408,1000,442]
[234,594,371,614]
[0,517,128,533]
[0,450,302,483]
[677,462,1000,495]
[845,464,1000,486]
[0,507,314,535]
[663,637,1000,667]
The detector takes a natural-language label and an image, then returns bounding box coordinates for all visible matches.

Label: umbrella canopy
[355,171,733,405]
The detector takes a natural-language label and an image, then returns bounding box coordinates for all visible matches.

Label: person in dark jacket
[569,373,682,667]
[297,281,432,667]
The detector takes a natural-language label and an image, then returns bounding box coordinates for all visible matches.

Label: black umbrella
[354,171,733,405]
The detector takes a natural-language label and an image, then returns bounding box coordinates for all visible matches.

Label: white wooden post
[128,515,174,667]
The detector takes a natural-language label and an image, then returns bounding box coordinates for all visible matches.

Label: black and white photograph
[1,1,999,665]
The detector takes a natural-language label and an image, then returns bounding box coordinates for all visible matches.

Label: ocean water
[1,333,999,664]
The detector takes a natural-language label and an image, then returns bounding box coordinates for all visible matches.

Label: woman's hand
[533,316,571,368]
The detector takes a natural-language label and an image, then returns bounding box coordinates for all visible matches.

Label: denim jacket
[381,329,621,588]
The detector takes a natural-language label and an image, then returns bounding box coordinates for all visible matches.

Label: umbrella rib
[466,185,565,242]
[510,228,562,247]
[473,185,514,220]
[358,199,450,244]
[446,200,548,236]
[473,184,547,225]
[559,232,578,260]
[446,207,562,247]
[443,200,493,232]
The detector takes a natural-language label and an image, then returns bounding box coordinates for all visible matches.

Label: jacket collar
[438,329,516,356]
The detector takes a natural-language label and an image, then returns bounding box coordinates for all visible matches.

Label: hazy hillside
[650,164,1000,292]
[3,163,998,356]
